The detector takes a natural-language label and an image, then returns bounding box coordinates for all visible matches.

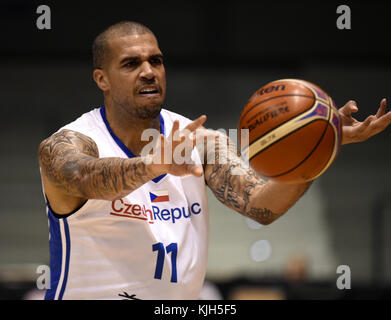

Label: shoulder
[38,108,102,159]
[38,129,99,163]
[38,108,102,165]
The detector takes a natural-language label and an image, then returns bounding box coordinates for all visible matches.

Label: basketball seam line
[253,106,332,179]
[248,118,325,174]
[244,97,329,153]
[240,96,316,145]
[240,94,315,123]
[311,109,341,180]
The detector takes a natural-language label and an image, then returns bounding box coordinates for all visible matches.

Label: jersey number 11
[152,242,178,283]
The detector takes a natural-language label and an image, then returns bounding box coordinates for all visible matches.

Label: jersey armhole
[44,194,89,219]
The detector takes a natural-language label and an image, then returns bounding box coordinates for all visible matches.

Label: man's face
[104,33,166,119]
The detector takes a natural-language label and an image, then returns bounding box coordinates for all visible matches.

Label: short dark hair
[92,21,154,69]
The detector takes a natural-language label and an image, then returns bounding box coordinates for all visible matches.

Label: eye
[150,57,163,66]
[124,60,139,68]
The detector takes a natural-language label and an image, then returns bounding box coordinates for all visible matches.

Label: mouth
[138,85,161,97]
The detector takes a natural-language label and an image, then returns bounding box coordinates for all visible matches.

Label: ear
[93,69,110,92]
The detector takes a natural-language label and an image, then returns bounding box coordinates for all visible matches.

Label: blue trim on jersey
[45,208,70,300]
[159,110,165,136]
[45,208,61,300]
[100,106,167,183]
[59,219,71,300]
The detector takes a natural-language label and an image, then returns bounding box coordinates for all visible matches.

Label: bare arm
[38,129,165,202]
[200,129,311,225]
[38,116,207,214]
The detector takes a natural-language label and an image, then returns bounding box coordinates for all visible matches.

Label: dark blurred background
[0,0,391,300]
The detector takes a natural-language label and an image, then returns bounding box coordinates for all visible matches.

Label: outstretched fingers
[339,100,358,118]
[373,109,391,131]
[358,109,391,139]
[362,115,376,126]
[170,120,180,138]
[185,115,207,132]
[180,115,207,150]
[376,98,387,118]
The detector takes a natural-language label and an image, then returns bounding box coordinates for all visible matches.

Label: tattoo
[38,129,157,200]
[246,208,280,226]
[202,132,281,225]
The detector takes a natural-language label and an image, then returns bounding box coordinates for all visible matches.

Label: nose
[140,61,155,80]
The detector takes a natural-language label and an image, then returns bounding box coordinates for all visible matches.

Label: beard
[111,93,164,120]
[133,102,163,119]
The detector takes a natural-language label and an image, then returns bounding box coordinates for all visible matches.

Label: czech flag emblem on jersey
[149,190,170,203]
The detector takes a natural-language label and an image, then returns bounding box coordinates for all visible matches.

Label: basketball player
[38,21,391,300]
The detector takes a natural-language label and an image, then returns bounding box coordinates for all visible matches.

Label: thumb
[339,100,358,117]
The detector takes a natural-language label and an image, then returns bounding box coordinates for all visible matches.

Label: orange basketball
[238,79,342,183]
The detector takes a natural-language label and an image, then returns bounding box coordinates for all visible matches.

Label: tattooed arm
[200,129,311,225]
[38,116,207,214]
[38,129,166,214]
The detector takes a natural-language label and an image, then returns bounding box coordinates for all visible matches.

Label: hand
[152,115,207,177]
[338,98,391,145]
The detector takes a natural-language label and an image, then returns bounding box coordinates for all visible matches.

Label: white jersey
[41,107,209,300]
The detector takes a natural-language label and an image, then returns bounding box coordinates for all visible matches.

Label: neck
[104,102,161,156]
